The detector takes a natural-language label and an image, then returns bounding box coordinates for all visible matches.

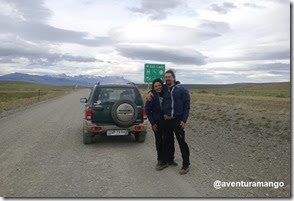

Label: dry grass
[0,81,77,112]
[189,93,290,141]
[192,93,290,116]
[140,87,290,142]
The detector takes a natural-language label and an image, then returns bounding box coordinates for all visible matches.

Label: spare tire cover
[111,100,138,127]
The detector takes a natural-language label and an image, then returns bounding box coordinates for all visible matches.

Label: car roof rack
[127,82,136,86]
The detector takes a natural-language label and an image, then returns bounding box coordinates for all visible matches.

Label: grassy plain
[0,81,76,112]
[140,82,290,140]
[190,83,290,98]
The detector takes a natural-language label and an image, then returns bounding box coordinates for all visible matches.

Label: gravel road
[0,89,290,197]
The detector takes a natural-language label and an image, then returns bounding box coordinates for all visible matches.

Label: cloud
[0,0,290,84]
[0,44,101,66]
[249,63,290,71]
[206,63,290,77]
[210,2,237,14]
[197,20,231,33]
[177,73,218,84]
[266,0,289,4]
[246,63,290,78]
[129,0,185,20]
[174,69,251,84]
[110,21,230,46]
[211,47,290,62]
[2,0,51,22]
[0,15,112,47]
[0,1,112,47]
[243,3,266,9]
[116,44,207,65]
[0,57,18,63]
[240,49,290,61]
[176,63,290,84]
[0,0,109,70]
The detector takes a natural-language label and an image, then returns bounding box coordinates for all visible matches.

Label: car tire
[135,132,146,143]
[83,134,93,144]
[111,100,138,128]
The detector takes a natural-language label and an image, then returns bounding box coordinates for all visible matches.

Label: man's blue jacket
[162,83,190,123]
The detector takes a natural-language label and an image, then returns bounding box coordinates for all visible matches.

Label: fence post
[38,89,40,101]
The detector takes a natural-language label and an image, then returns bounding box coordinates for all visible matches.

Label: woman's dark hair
[165,69,176,79]
[152,78,163,90]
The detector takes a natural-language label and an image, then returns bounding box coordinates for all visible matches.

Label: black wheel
[83,134,93,144]
[111,100,138,128]
[135,132,146,143]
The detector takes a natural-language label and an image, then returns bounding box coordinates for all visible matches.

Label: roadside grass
[190,82,290,98]
[140,82,290,98]
[190,93,290,115]
[0,81,78,112]
[189,92,290,141]
[140,84,290,141]
[139,83,290,115]
[191,87,290,98]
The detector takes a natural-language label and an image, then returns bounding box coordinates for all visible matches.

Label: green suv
[80,83,147,144]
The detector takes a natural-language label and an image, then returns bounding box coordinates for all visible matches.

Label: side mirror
[80,98,88,103]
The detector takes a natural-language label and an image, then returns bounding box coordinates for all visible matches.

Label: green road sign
[144,63,165,83]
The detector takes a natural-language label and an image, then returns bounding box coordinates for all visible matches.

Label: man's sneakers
[156,160,182,171]
[156,162,168,171]
[168,160,178,166]
[179,166,189,175]
[156,160,162,168]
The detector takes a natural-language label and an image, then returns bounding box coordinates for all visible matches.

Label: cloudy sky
[0,0,290,84]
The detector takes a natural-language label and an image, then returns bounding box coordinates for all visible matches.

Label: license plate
[107,130,128,136]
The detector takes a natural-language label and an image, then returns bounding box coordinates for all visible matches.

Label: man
[148,70,190,174]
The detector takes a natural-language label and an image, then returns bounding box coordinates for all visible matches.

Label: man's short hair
[165,69,176,79]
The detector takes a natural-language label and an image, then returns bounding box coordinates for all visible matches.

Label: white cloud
[109,21,229,46]
[116,43,207,65]
[0,0,290,83]
[129,0,185,20]
[210,2,237,14]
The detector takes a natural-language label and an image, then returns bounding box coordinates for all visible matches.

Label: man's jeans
[162,118,190,167]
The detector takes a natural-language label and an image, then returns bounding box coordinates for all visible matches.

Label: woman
[145,78,176,170]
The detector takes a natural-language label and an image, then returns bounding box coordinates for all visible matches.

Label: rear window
[93,87,143,105]
[88,88,94,100]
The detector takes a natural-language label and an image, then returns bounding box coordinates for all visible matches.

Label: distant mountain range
[0,73,131,86]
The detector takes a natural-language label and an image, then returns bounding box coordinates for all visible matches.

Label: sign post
[144,64,165,90]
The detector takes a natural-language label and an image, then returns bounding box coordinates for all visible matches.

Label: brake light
[86,107,92,120]
[91,127,102,132]
[135,126,144,131]
[142,107,147,120]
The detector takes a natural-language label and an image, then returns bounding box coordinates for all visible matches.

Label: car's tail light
[86,107,92,120]
[91,127,102,132]
[135,126,144,131]
[142,107,147,120]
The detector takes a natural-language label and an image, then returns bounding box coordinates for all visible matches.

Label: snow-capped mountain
[0,73,131,86]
